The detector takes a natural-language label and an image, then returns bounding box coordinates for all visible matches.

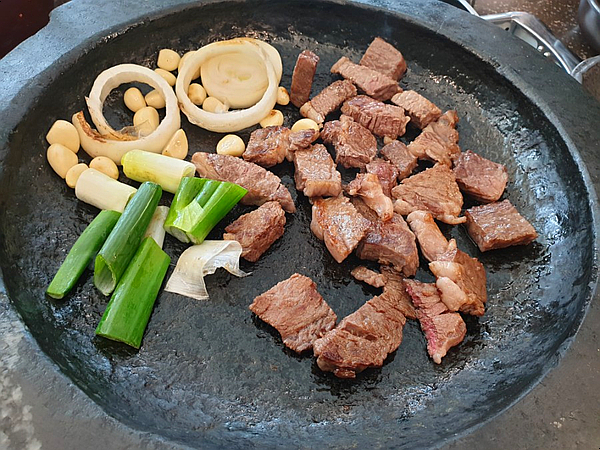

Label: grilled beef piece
[406,210,453,262]
[321,117,377,169]
[392,164,465,224]
[404,279,466,364]
[359,37,407,81]
[250,273,337,353]
[465,200,537,252]
[429,245,487,316]
[453,150,508,203]
[379,266,417,319]
[311,195,370,263]
[346,173,394,221]
[290,50,320,108]
[380,140,418,181]
[365,158,398,198]
[313,293,406,378]
[391,90,442,129]
[286,128,320,161]
[294,144,342,198]
[351,266,386,288]
[341,95,410,139]
[352,198,419,276]
[244,126,290,167]
[408,110,460,166]
[331,56,400,101]
[300,79,357,124]
[223,202,286,262]
[192,152,295,213]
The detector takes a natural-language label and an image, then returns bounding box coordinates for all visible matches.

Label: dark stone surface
[0,0,599,449]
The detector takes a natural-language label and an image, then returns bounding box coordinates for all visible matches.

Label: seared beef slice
[391,90,442,129]
[453,150,508,203]
[341,95,410,139]
[250,274,337,353]
[404,279,466,364]
[223,202,286,262]
[359,37,407,81]
[313,293,406,378]
[300,79,357,123]
[294,144,342,198]
[406,210,453,262]
[365,159,398,198]
[321,117,377,169]
[346,173,394,221]
[380,140,418,180]
[192,152,295,213]
[351,266,386,288]
[465,200,537,252]
[243,126,290,167]
[392,164,465,225]
[331,56,400,101]
[311,196,370,263]
[290,50,319,107]
[408,110,460,166]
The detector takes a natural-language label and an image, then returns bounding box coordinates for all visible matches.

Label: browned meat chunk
[429,246,487,316]
[346,173,394,221]
[286,128,320,161]
[391,90,442,129]
[341,95,410,139]
[365,158,398,198]
[392,164,465,225]
[243,126,290,167]
[294,144,342,198]
[192,152,295,213]
[331,56,400,101]
[465,200,538,252]
[351,266,386,288]
[408,110,460,166]
[453,150,508,203]
[379,266,417,319]
[380,140,418,180]
[250,274,337,353]
[321,117,377,169]
[300,79,357,124]
[223,202,286,262]
[359,37,407,81]
[406,210,453,262]
[313,293,406,378]
[404,279,466,364]
[352,198,419,276]
[290,50,319,108]
[311,195,370,263]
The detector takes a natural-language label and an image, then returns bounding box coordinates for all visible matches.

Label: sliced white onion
[73,64,180,164]
[165,240,250,300]
[176,39,278,132]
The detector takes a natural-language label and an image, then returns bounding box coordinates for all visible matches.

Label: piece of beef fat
[300,79,357,124]
[406,210,453,262]
[351,266,387,288]
[359,37,407,81]
[313,293,406,378]
[341,95,410,139]
[321,117,378,169]
[223,201,286,262]
[346,173,394,221]
[380,140,418,181]
[404,279,466,364]
[192,152,295,213]
[286,128,320,161]
[294,144,342,198]
[290,50,319,108]
[250,274,337,353]
[465,200,538,252]
[392,164,465,225]
[365,158,398,198]
[311,195,370,263]
[453,150,508,203]
[429,246,487,316]
[391,90,442,129]
[243,126,290,167]
[331,56,400,101]
[408,110,460,166]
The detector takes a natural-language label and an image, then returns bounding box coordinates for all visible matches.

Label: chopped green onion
[95,237,170,349]
[46,210,121,299]
[121,149,196,194]
[143,205,169,248]
[165,177,246,244]
[94,181,162,296]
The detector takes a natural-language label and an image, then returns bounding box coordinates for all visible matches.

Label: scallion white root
[121,150,195,194]
[75,168,137,212]
[143,205,169,248]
